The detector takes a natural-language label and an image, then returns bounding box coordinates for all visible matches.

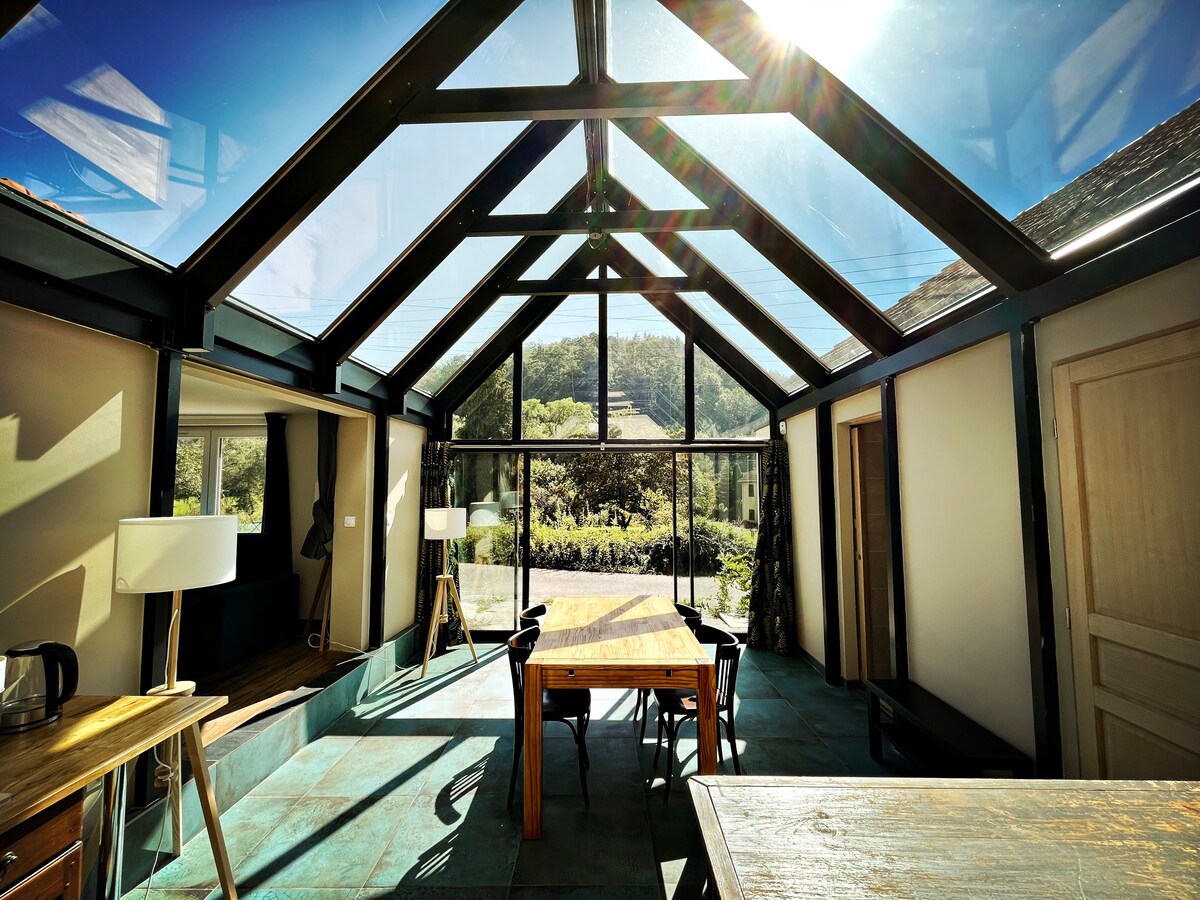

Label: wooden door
[1053,324,1200,778]
[851,421,892,679]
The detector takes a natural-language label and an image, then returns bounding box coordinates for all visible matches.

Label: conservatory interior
[0,0,1197,897]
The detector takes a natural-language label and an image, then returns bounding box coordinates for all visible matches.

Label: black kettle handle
[40,642,79,714]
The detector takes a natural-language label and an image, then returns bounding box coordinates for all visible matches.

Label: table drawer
[0,842,81,900]
[0,794,82,893]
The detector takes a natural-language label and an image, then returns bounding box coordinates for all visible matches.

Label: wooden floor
[195,637,357,745]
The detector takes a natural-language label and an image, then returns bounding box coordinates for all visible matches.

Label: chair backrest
[507,624,540,715]
[695,623,741,709]
[674,602,701,634]
[519,603,548,627]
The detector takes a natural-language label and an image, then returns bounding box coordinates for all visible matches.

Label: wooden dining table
[522,594,716,839]
[689,775,1200,898]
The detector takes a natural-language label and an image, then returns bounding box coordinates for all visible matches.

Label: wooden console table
[0,695,237,900]
[689,776,1200,898]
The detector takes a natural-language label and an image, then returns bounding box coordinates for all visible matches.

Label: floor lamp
[421,508,478,678]
[115,515,237,855]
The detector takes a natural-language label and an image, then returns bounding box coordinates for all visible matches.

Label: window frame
[176,423,267,521]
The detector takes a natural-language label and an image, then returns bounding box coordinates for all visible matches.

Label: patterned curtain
[416,441,463,649]
[747,439,796,654]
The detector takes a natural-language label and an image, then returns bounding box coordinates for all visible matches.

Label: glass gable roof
[441,0,578,89]
[416,295,528,396]
[609,125,707,210]
[353,236,521,373]
[0,0,447,264]
[521,235,588,280]
[608,0,747,82]
[748,0,1200,251]
[494,124,585,214]
[679,292,805,392]
[231,121,525,336]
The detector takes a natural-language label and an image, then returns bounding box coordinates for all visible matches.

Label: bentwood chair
[651,623,742,801]
[635,603,702,740]
[518,603,548,628]
[506,624,591,809]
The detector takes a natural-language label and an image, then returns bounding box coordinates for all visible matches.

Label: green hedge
[462,518,755,576]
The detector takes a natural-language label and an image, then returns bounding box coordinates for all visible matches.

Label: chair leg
[653,713,664,766]
[507,739,522,810]
[640,690,652,742]
[725,710,742,775]
[664,713,680,802]
[575,718,590,808]
[578,713,590,770]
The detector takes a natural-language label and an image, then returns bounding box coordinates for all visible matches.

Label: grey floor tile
[418,734,515,799]
[739,737,851,777]
[358,888,508,900]
[512,796,658,887]
[509,888,662,899]
[792,695,871,739]
[251,738,359,798]
[822,735,921,777]
[366,791,520,888]
[731,698,821,739]
[308,736,449,798]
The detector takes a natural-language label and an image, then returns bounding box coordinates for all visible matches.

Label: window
[175,425,267,533]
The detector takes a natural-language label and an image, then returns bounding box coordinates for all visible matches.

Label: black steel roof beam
[604,242,787,409]
[507,275,708,294]
[399,78,793,123]
[574,0,609,209]
[656,0,1050,295]
[0,3,37,41]
[607,179,828,387]
[435,242,609,412]
[472,209,730,235]
[180,0,524,307]
[322,117,581,366]
[614,116,903,357]
[387,179,592,396]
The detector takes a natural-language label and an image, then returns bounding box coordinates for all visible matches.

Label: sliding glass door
[453,452,522,633]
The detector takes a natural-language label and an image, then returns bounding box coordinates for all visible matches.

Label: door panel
[851,421,892,680]
[1054,323,1200,778]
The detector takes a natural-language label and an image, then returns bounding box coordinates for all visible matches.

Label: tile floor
[129,641,916,900]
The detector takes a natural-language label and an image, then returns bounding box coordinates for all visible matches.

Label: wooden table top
[689,776,1200,899]
[0,694,226,834]
[530,595,708,667]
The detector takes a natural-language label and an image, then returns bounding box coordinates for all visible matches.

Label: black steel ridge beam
[615,116,904,358]
[607,180,828,387]
[400,77,795,123]
[574,0,608,208]
[605,242,787,409]
[322,117,581,366]
[506,275,709,295]
[435,242,610,411]
[0,3,37,41]
[657,0,1050,296]
[180,0,524,306]
[471,209,730,236]
[388,180,592,397]
[777,208,1200,419]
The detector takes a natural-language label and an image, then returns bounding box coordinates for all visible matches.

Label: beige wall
[831,387,882,680]
[784,410,824,663]
[330,416,373,650]
[1036,254,1200,775]
[896,336,1034,756]
[0,302,156,695]
[384,419,425,637]
[286,412,323,618]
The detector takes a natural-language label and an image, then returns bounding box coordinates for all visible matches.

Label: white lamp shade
[424,507,466,541]
[114,516,238,593]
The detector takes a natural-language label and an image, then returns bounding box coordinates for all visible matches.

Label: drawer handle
[1,851,17,879]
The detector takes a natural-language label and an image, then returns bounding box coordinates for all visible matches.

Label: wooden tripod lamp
[115,514,237,855]
[421,507,478,678]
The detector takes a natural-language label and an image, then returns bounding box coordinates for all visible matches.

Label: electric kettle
[0,641,79,733]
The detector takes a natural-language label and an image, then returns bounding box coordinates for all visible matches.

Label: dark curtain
[262,413,293,570]
[301,411,339,560]
[417,441,463,649]
[747,439,796,655]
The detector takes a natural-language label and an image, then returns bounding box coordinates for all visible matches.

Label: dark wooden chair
[518,603,548,627]
[651,623,742,801]
[506,624,591,809]
[635,603,702,740]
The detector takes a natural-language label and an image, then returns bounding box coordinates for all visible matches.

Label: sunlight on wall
[0,393,123,519]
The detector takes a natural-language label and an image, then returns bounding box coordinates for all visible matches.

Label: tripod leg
[421,583,445,678]
[446,579,479,663]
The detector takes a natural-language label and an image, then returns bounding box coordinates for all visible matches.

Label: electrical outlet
[343,516,356,528]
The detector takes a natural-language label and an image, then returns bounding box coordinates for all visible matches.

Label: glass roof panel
[441,0,578,88]
[678,230,860,364]
[612,233,687,277]
[748,0,1200,251]
[416,295,528,395]
[609,124,707,209]
[521,235,587,279]
[231,121,525,335]
[0,0,447,264]
[667,114,988,329]
[608,0,748,82]
[679,291,805,392]
[607,294,685,439]
[522,295,599,439]
[351,236,521,372]
[494,123,585,214]
[694,346,771,440]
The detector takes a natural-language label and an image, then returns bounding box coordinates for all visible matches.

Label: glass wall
[453,451,521,633]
